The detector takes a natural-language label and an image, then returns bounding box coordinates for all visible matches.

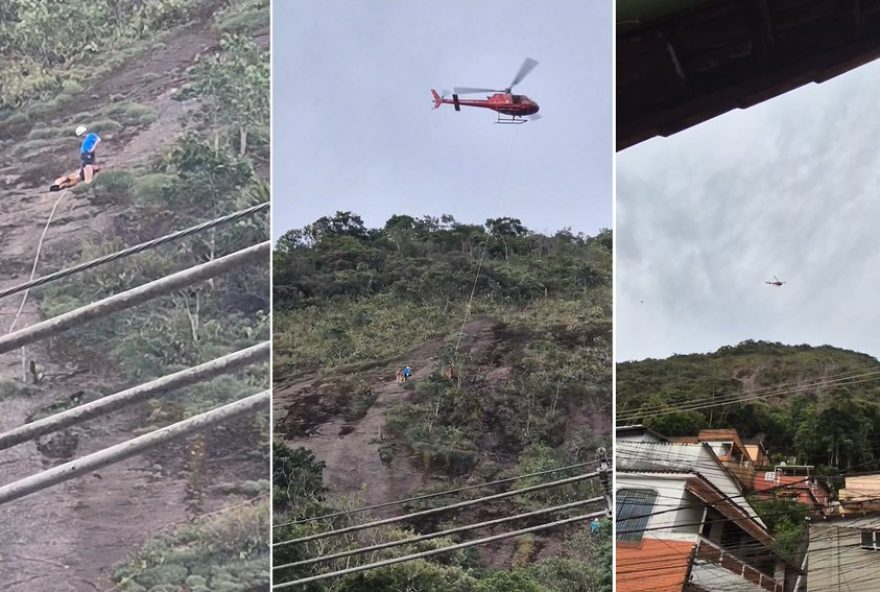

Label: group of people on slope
[395,366,412,383]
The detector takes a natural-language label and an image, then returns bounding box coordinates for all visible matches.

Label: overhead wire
[274,470,601,547]
[274,509,607,589]
[617,369,880,421]
[274,459,599,528]
[0,201,269,301]
[275,495,605,570]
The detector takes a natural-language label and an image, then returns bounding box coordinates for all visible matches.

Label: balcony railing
[694,539,782,592]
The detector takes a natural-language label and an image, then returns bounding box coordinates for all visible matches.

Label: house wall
[808,518,880,591]
[617,539,694,592]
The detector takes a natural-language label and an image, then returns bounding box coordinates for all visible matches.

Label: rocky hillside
[273,212,612,591]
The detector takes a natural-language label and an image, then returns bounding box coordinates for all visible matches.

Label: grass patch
[89,119,123,134]
[0,381,41,400]
[61,79,85,95]
[10,137,61,157]
[343,384,378,422]
[132,173,177,209]
[88,169,135,203]
[27,125,66,140]
[140,72,161,84]
[102,101,158,126]
[111,499,269,591]
[0,112,32,140]
[216,4,269,33]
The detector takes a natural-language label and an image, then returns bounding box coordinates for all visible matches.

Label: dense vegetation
[274,213,612,590]
[0,0,266,110]
[3,1,270,588]
[274,442,612,592]
[617,341,880,474]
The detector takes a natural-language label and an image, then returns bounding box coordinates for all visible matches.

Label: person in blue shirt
[402,366,412,381]
[76,125,100,181]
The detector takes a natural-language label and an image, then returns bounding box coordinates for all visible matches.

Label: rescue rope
[7,189,68,380]
[451,126,520,359]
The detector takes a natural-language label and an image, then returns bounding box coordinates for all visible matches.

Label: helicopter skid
[495,114,528,124]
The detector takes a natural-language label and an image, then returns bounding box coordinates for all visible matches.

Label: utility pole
[597,447,612,516]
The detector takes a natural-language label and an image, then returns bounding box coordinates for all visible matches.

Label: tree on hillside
[486,217,528,259]
[192,33,270,155]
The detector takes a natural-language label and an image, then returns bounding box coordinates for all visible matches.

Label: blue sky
[272,0,611,239]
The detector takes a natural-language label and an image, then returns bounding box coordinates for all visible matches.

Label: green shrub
[90,170,135,202]
[131,173,177,208]
[61,79,84,95]
[89,119,123,134]
[0,112,31,139]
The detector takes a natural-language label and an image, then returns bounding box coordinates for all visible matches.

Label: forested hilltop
[617,341,880,474]
[273,212,612,591]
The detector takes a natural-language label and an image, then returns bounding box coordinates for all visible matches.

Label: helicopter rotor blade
[453,86,500,95]
[527,114,542,121]
[509,57,539,89]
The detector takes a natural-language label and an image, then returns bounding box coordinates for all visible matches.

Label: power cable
[274,470,600,547]
[274,509,606,589]
[274,459,598,528]
[0,201,269,301]
[275,495,605,570]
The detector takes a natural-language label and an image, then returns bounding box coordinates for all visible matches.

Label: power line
[274,459,599,528]
[0,202,269,301]
[274,470,601,547]
[274,509,606,589]
[0,341,269,451]
[618,370,880,421]
[618,368,880,420]
[0,240,270,355]
[275,495,605,570]
[0,390,269,505]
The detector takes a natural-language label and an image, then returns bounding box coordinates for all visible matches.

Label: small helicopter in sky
[431,58,541,124]
[766,275,786,287]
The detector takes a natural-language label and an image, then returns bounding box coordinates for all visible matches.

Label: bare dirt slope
[0,23,265,592]
[274,318,499,509]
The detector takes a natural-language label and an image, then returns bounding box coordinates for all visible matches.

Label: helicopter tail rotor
[431,89,444,109]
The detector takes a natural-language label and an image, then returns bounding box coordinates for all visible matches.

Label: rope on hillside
[452,238,488,358]
[451,127,520,359]
[7,189,68,381]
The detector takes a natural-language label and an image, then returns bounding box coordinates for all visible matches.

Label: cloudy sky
[272,0,611,239]
[617,59,880,361]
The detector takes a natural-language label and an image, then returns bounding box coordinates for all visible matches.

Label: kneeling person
[76,125,101,183]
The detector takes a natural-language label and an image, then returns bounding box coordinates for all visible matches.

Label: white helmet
[75,125,87,136]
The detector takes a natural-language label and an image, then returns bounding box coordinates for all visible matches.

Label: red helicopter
[766,275,786,287]
[431,58,541,124]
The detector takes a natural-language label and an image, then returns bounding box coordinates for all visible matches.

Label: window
[861,530,880,550]
[616,488,658,543]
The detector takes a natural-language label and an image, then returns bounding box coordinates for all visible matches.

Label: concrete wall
[808,517,880,591]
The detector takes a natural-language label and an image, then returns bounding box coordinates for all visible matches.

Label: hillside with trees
[273,212,612,591]
[617,341,880,475]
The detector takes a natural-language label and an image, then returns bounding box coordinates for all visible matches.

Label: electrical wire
[274,470,601,547]
[0,201,269,301]
[274,459,599,528]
